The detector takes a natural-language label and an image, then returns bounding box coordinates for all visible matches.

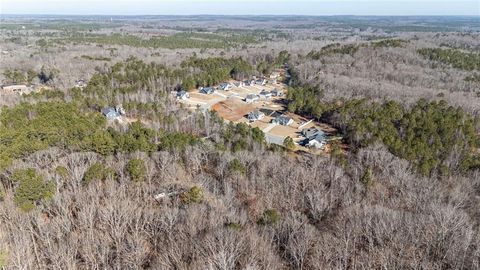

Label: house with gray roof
[256,78,267,86]
[102,107,121,120]
[219,82,233,91]
[234,81,245,87]
[199,87,214,94]
[176,90,189,100]
[259,90,272,99]
[245,94,260,104]
[302,128,327,149]
[272,115,294,126]
[244,79,255,86]
[247,110,265,122]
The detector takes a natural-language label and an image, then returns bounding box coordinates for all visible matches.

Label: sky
[0,0,479,16]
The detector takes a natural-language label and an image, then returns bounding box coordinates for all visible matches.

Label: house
[302,127,321,139]
[272,115,294,126]
[102,106,125,120]
[199,87,214,94]
[176,90,189,100]
[271,88,284,97]
[0,84,31,95]
[256,78,267,86]
[245,94,260,104]
[234,81,245,87]
[74,79,87,88]
[244,79,255,86]
[307,133,327,149]
[259,90,272,99]
[102,107,121,119]
[219,82,233,91]
[302,128,327,149]
[247,110,265,122]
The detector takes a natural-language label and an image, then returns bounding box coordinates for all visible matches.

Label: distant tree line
[418,47,480,71]
[59,31,259,50]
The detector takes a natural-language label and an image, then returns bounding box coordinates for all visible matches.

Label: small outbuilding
[75,79,87,88]
[1,84,31,95]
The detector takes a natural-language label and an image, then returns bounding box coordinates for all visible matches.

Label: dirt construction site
[178,77,342,153]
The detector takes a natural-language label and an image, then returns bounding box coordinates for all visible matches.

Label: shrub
[126,159,147,182]
[232,139,248,152]
[55,166,69,179]
[12,168,55,212]
[0,185,5,201]
[258,209,280,225]
[251,127,266,144]
[225,222,242,230]
[283,136,295,150]
[181,186,204,204]
[83,162,114,185]
[0,250,6,268]
[361,167,374,189]
[228,159,246,175]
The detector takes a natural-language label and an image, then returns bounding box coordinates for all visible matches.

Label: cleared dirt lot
[212,99,255,121]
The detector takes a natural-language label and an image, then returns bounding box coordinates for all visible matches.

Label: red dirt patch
[212,99,255,121]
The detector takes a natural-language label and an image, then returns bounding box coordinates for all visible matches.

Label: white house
[307,135,327,149]
[219,82,233,91]
[176,90,190,100]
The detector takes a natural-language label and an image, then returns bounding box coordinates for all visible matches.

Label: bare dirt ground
[189,92,218,102]
[250,120,270,130]
[212,99,255,121]
[269,124,301,137]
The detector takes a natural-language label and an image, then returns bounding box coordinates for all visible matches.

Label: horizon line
[2,13,479,17]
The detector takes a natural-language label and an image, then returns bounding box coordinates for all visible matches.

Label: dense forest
[0,15,480,269]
